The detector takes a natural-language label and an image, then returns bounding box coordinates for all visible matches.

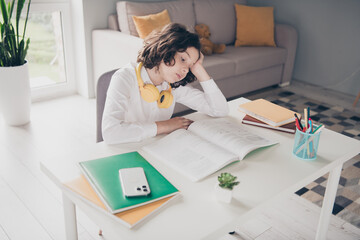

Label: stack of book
[63,151,179,228]
[238,98,299,134]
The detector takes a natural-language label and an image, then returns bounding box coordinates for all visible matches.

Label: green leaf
[218,172,240,190]
[21,38,29,64]
[0,0,30,66]
[15,0,25,45]
[17,38,24,64]
[0,0,8,25]
[8,0,15,21]
[23,0,30,39]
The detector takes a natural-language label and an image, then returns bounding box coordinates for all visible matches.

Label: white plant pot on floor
[214,184,233,203]
[0,62,31,126]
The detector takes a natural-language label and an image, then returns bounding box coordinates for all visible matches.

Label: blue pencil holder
[293,128,321,160]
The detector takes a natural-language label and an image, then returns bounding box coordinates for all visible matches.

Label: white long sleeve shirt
[102,62,229,144]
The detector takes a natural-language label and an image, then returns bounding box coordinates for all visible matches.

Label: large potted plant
[0,0,31,126]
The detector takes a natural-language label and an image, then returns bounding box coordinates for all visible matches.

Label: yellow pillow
[132,9,171,39]
[234,4,276,47]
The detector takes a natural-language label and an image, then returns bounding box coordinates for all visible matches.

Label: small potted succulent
[214,172,239,203]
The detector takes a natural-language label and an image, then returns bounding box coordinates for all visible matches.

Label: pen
[304,108,308,129]
[307,107,310,121]
[294,113,303,130]
[295,119,300,130]
[229,230,246,239]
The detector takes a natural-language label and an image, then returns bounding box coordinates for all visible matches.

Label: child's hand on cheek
[190,52,204,74]
[190,52,211,82]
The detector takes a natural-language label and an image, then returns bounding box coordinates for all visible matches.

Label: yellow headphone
[136,62,173,108]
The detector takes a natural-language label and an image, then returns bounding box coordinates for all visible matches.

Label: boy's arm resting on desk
[155,117,193,135]
[174,79,229,117]
[103,119,157,145]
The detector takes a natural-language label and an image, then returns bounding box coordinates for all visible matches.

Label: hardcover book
[64,175,177,228]
[238,98,299,127]
[78,151,179,214]
[242,115,296,134]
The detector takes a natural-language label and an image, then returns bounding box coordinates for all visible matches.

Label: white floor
[0,83,359,240]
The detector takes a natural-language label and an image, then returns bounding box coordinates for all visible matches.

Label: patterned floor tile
[295,187,309,196]
[328,125,345,132]
[314,176,326,184]
[340,188,360,201]
[345,129,360,136]
[333,203,345,214]
[328,117,342,123]
[332,106,345,112]
[347,202,360,214]
[312,185,326,196]
[322,120,335,126]
[354,161,360,168]
[337,208,360,228]
[278,97,291,103]
[345,178,360,187]
[350,115,360,122]
[302,191,323,203]
[335,196,353,208]
[306,181,318,189]
[342,166,360,179]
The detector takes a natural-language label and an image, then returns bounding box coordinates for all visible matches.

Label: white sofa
[92,0,298,114]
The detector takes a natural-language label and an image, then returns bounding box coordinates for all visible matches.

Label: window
[27,1,76,101]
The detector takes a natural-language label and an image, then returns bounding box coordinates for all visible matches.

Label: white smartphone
[119,167,151,197]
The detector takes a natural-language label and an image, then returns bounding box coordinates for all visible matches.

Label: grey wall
[81,0,119,98]
[248,0,360,97]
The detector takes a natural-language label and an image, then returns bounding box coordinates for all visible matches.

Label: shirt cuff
[143,122,158,139]
[200,79,220,93]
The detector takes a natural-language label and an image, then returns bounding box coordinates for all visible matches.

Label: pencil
[313,124,324,134]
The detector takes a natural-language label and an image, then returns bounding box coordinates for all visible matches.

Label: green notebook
[78,151,179,214]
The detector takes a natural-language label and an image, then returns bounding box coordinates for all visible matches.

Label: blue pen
[309,118,312,133]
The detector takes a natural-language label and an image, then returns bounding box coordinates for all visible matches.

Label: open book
[143,118,278,182]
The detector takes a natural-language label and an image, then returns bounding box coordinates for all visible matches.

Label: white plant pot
[0,62,31,126]
[214,184,233,203]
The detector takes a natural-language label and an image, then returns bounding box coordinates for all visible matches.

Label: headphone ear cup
[140,84,160,102]
[157,90,174,108]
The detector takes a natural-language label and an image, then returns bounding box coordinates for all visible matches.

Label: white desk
[40,98,360,240]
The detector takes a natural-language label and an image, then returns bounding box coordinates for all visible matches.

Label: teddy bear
[195,23,226,55]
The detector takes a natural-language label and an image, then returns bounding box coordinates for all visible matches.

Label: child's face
[159,47,200,84]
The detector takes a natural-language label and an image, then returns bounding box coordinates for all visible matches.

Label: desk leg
[315,164,342,240]
[62,193,78,240]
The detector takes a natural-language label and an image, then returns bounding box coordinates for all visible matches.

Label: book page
[143,129,238,182]
[188,118,278,160]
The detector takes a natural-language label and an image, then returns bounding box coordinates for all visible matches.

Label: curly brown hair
[137,23,201,88]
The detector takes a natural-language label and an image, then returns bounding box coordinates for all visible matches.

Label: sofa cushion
[220,46,286,75]
[202,56,236,80]
[117,0,196,37]
[132,9,171,39]
[194,0,246,45]
[234,4,276,47]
